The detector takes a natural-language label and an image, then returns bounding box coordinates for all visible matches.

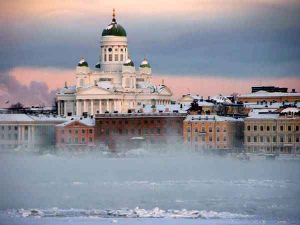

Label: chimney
[292,89,296,93]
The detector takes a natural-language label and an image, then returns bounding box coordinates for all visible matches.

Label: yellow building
[183,115,244,151]
[244,108,300,154]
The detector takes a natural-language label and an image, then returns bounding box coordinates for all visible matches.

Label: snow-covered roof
[239,91,300,98]
[0,114,67,123]
[57,85,76,95]
[141,104,189,114]
[281,107,300,114]
[97,81,114,90]
[56,117,95,127]
[248,108,277,117]
[185,115,243,122]
[211,95,232,104]
[246,114,280,120]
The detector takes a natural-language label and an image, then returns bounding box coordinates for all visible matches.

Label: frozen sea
[0,151,299,225]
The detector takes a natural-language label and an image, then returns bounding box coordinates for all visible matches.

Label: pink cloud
[8,67,300,101]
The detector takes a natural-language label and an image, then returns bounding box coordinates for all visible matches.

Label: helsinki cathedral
[56,9,173,116]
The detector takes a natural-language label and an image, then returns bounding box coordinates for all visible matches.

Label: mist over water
[0,150,300,223]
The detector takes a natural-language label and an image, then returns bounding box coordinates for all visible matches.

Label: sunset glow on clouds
[1,0,300,106]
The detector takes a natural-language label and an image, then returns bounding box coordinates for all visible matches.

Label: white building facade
[56,10,173,116]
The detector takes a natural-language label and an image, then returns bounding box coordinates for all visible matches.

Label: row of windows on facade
[61,137,93,144]
[187,135,227,142]
[246,135,300,143]
[98,127,181,136]
[193,144,228,149]
[246,125,300,132]
[247,146,300,152]
[103,53,125,62]
[1,126,21,131]
[60,129,94,135]
[103,47,127,53]
[0,133,18,140]
[98,119,182,125]
[186,127,227,133]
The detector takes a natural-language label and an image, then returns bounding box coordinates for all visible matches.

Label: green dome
[140,59,151,68]
[102,20,127,37]
[123,59,134,67]
[77,58,88,67]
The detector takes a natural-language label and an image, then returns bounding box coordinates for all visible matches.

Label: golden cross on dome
[113,8,116,19]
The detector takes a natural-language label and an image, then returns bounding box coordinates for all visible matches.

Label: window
[75,137,78,144]
[288,136,292,143]
[260,136,263,142]
[144,120,148,124]
[69,129,72,134]
[109,54,112,61]
[280,136,284,143]
[260,126,263,131]
[89,129,93,134]
[209,127,212,132]
[267,126,270,131]
[75,129,78,134]
[194,128,198,133]
[254,136,257,142]
[273,126,276,131]
[288,126,292,131]
[201,127,205,132]
[14,126,18,131]
[209,136,212,142]
[273,136,276,142]
[115,54,118,61]
[267,137,270,142]
[82,129,85,134]
[296,136,299,142]
[280,126,284,131]
[157,128,161,134]
[224,136,227,142]
[187,128,191,132]
[108,48,112,52]
[247,136,251,142]
[296,126,299,131]
[82,137,85,143]
[254,125,257,131]
[247,125,250,131]
[104,54,107,62]
[223,127,227,132]
[217,136,220,142]
[120,54,123,61]
[217,127,220,132]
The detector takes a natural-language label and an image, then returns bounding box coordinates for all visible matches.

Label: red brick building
[56,118,95,150]
[95,113,186,151]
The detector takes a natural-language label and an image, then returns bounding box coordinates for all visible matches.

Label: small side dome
[95,62,101,69]
[123,58,134,67]
[140,58,151,68]
[78,58,88,67]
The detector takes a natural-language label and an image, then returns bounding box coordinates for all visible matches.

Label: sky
[0,0,300,106]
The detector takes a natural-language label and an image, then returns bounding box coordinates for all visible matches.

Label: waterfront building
[244,108,300,154]
[0,114,66,150]
[56,9,172,117]
[95,112,186,151]
[56,117,95,150]
[237,89,300,104]
[183,115,244,151]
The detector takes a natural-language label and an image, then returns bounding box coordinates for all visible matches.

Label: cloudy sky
[0,0,300,106]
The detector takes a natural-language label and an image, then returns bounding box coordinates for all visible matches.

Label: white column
[58,100,61,115]
[99,100,102,114]
[64,101,67,116]
[76,100,79,116]
[83,100,87,113]
[114,100,117,111]
[106,100,109,112]
[91,100,94,115]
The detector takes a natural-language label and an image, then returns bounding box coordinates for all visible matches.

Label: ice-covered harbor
[0,151,299,225]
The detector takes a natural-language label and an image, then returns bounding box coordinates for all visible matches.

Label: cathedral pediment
[77,86,113,95]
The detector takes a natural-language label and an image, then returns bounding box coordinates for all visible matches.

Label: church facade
[56,10,173,116]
